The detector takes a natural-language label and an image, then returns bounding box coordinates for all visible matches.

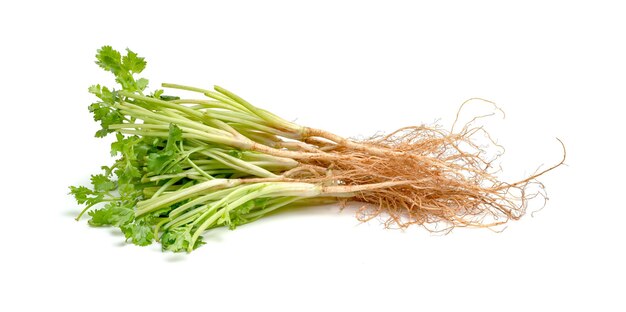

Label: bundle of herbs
[70,46,563,252]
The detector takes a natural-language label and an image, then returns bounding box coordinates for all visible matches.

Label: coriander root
[254,123,565,229]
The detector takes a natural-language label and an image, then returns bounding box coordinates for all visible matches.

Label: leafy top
[95,46,149,93]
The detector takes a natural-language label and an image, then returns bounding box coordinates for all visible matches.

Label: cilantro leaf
[110,134,145,180]
[151,89,180,101]
[227,149,243,159]
[88,84,116,104]
[226,198,269,230]
[165,123,182,152]
[160,227,191,252]
[218,209,231,227]
[69,186,94,205]
[88,103,123,138]
[69,185,105,208]
[135,78,149,91]
[95,46,149,92]
[91,174,116,192]
[101,165,114,176]
[161,227,205,253]
[146,124,184,174]
[147,151,176,174]
[95,46,122,74]
[117,183,137,198]
[152,89,164,98]
[88,84,123,137]
[88,203,134,227]
[120,220,154,246]
[109,133,127,157]
[121,48,146,74]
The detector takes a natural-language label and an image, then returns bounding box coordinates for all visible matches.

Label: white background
[1,0,624,311]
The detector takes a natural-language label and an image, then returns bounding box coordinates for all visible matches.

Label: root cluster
[286,122,564,231]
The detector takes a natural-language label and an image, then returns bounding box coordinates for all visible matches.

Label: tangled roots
[296,122,564,231]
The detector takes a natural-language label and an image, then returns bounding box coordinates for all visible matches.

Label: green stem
[117,101,229,137]
[188,182,322,251]
[166,204,212,230]
[136,179,242,216]
[153,218,170,242]
[199,149,278,178]
[186,158,214,180]
[242,196,302,218]
[119,90,205,121]
[214,85,303,134]
[179,142,214,180]
[162,83,252,114]
[143,172,205,182]
[167,187,238,220]
[152,177,182,199]
[171,99,243,112]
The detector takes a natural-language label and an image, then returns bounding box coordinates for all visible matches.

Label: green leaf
[88,84,101,96]
[226,198,271,230]
[161,227,205,253]
[95,46,122,74]
[147,151,175,174]
[152,89,164,98]
[253,197,270,208]
[150,207,173,219]
[88,85,116,104]
[145,124,184,174]
[69,186,94,205]
[227,149,243,159]
[95,46,148,92]
[160,227,191,252]
[91,174,116,192]
[110,135,145,188]
[117,183,136,198]
[120,220,154,246]
[115,73,136,91]
[89,102,123,138]
[218,210,231,226]
[89,103,107,120]
[88,203,134,227]
[101,165,114,177]
[152,89,180,101]
[110,133,143,161]
[135,78,149,91]
[123,163,142,180]
[110,133,126,156]
[135,138,157,159]
[165,123,182,152]
[121,48,146,74]
[239,200,255,215]
[69,185,105,207]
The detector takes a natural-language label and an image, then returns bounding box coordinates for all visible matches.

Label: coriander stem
[165,204,211,230]
[153,218,170,242]
[119,90,204,121]
[117,101,230,137]
[213,85,295,130]
[171,99,244,113]
[242,196,302,218]
[152,177,182,199]
[186,158,214,180]
[136,179,242,216]
[162,83,252,114]
[198,149,278,178]
[168,188,237,219]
